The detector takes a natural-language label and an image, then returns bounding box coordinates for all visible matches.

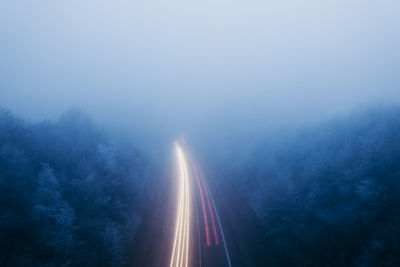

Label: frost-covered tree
[223,107,400,266]
[0,109,152,266]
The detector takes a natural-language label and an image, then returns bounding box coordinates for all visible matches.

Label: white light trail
[170,143,191,267]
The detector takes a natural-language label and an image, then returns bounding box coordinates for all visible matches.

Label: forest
[0,109,153,266]
[221,107,400,266]
[2,106,400,266]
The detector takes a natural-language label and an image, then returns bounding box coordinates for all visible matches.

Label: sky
[1,0,400,139]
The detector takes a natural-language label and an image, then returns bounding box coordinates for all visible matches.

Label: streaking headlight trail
[170,143,191,267]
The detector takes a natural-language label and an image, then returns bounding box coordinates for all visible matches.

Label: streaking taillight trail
[169,142,231,267]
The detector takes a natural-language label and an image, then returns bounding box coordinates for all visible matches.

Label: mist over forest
[0,109,153,266]
[1,0,400,266]
[1,106,400,266]
[209,106,400,266]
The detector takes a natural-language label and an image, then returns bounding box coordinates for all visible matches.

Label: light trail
[170,143,191,267]
[193,163,211,246]
[197,164,219,246]
[200,170,232,267]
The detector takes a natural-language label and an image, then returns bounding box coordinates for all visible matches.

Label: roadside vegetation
[0,109,152,266]
[226,107,400,266]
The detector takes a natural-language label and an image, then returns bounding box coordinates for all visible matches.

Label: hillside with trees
[224,107,400,266]
[0,109,153,266]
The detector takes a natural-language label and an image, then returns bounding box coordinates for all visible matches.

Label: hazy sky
[1,0,399,136]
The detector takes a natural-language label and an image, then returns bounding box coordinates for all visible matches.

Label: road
[129,142,269,267]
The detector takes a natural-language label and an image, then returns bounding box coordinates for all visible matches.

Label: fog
[1,0,400,141]
[2,2,400,266]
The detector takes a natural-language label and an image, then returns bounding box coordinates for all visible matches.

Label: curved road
[129,142,269,267]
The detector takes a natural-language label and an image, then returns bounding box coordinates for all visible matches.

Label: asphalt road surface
[129,142,270,267]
